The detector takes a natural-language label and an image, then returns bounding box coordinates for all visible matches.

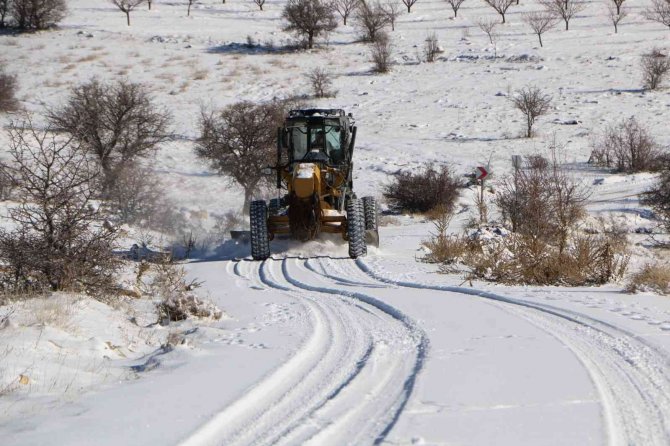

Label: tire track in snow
[353,258,670,446]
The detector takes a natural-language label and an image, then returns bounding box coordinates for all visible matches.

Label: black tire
[362,196,378,231]
[269,198,281,216]
[250,200,270,260]
[346,198,367,259]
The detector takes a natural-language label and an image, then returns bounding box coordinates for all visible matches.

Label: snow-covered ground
[2,0,670,444]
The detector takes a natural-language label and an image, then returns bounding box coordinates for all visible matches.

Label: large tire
[362,196,380,248]
[250,200,270,260]
[346,198,367,259]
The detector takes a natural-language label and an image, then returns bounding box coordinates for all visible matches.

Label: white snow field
[2,0,670,444]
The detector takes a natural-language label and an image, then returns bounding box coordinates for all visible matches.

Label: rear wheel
[250,200,270,260]
[363,196,380,248]
[346,198,367,259]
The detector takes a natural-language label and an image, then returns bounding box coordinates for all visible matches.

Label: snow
[2,0,670,444]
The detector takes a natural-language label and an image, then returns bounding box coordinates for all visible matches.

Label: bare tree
[541,0,585,30]
[483,0,514,23]
[477,17,498,44]
[10,0,67,30]
[196,101,289,213]
[333,0,359,25]
[48,80,171,196]
[382,1,402,30]
[356,0,390,41]
[607,3,627,33]
[282,0,337,49]
[401,0,417,13]
[510,86,552,138]
[0,0,10,27]
[523,11,556,47]
[0,70,18,112]
[595,117,659,172]
[370,32,393,72]
[306,67,336,97]
[0,118,119,293]
[111,0,145,26]
[644,0,670,30]
[642,48,670,90]
[252,0,265,10]
[424,32,440,62]
[445,0,466,18]
[187,0,197,16]
[609,0,625,15]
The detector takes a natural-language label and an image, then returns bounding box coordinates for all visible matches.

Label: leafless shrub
[401,0,417,13]
[370,31,393,72]
[424,32,440,62]
[422,205,469,271]
[607,3,627,33]
[333,0,359,25]
[0,118,119,294]
[355,0,390,42]
[384,164,463,213]
[482,0,514,24]
[626,262,670,294]
[382,1,401,30]
[252,0,265,11]
[48,79,171,197]
[641,157,670,233]
[282,0,338,49]
[595,117,660,172]
[196,100,292,213]
[477,17,498,44]
[106,165,164,225]
[541,0,585,31]
[523,11,556,47]
[510,86,552,138]
[641,48,670,90]
[644,0,670,31]
[0,70,18,112]
[445,0,466,18]
[306,67,336,97]
[10,0,67,30]
[110,0,145,26]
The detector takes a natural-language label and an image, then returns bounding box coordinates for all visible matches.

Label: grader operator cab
[249,109,379,260]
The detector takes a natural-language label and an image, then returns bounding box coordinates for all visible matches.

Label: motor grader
[249,109,378,260]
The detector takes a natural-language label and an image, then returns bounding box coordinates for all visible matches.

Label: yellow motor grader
[250,109,378,260]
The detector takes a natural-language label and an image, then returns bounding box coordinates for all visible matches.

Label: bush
[106,165,163,225]
[626,262,670,294]
[641,48,670,91]
[370,32,393,73]
[306,67,336,98]
[593,117,660,173]
[355,0,389,42]
[384,164,462,213]
[0,70,18,112]
[10,0,67,30]
[641,158,670,234]
[422,205,469,271]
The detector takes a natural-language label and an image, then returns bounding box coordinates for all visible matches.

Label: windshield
[289,122,342,163]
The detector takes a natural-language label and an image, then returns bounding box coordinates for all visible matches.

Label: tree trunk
[126,11,130,26]
[148,1,152,10]
[188,3,192,16]
[308,31,314,49]
[614,23,618,33]
[243,189,253,215]
[407,5,411,12]
[565,19,569,30]
[538,33,543,47]
[454,9,457,17]
[616,3,620,14]
[501,13,506,24]
[343,16,347,25]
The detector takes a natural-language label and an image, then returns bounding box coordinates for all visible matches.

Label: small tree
[609,0,625,15]
[510,86,552,138]
[445,0,466,18]
[401,0,417,13]
[0,119,119,293]
[282,0,338,49]
[10,0,67,30]
[252,0,265,10]
[642,157,670,234]
[382,1,402,30]
[424,32,440,62]
[48,79,171,196]
[523,11,556,47]
[196,101,289,213]
[597,117,659,172]
[370,32,393,72]
[356,0,390,41]
[541,0,585,31]
[477,17,498,44]
[0,70,18,112]
[333,0,359,25]
[483,0,514,24]
[306,67,336,97]
[607,4,627,33]
[111,0,145,26]
[644,0,670,30]
[642,48,670,90]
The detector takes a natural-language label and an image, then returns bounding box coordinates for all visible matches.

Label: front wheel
[250,200,270,260]
[346,198,367,259]
[362,196,380,248]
